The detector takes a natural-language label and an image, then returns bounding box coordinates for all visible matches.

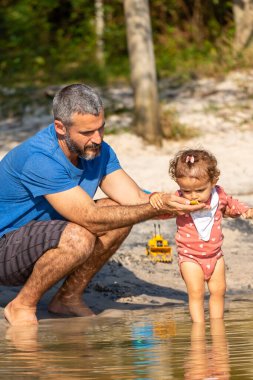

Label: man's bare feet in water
[48,296,95,317]
[4,301,38,326]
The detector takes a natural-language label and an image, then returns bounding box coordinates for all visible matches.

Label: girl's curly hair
[169,148,220,182]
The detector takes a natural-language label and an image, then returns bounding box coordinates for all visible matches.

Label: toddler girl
[150,148,253,322]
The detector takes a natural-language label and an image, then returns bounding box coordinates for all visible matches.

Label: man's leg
[4,222,96,326]
[48,197,132,316]
[48,223,131,316]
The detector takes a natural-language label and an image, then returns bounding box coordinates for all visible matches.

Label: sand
[1,69,253,322]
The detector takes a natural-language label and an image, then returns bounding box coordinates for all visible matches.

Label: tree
[95,0,105,66]
[233,0,253,52]
[123,0,161,145]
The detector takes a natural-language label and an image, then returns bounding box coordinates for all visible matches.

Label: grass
[160,108,200,140]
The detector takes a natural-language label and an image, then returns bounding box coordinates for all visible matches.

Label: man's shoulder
[1,124,56,166]
[24,124,63,165]
[30,123,58,153]
[10,123,57,156]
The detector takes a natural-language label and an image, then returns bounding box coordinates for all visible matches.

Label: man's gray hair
[53,83,103,126]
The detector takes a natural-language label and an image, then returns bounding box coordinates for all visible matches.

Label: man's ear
[54,120,66,136]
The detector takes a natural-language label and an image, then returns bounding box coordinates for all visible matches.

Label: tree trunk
[95,0,105,65]
[123,0,161,145]
[192,0,205,43]
[191,0,215,43]
[233,0,253,52]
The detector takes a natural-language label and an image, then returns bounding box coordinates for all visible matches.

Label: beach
[1,69,253,320]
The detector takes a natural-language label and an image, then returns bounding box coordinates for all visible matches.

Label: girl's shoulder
[215,185,229,205]
[215,185,227,197]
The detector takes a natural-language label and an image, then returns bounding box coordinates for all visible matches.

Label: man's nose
[92,129,102,144]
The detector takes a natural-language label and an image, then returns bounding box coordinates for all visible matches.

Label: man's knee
[59,222,96,262]
[96,198,133,235]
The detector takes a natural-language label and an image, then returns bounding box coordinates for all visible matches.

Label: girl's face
[176,176,216,203]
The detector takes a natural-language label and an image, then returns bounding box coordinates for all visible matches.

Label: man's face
[64,112,105,160]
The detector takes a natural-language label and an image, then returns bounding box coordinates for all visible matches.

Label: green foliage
[0,0,101,85]
[160,108,199,140]
[151,0,235,78]
[0,0,241,88]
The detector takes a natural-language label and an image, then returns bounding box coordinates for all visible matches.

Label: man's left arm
[100,169,206,218]
[100,169,149,205]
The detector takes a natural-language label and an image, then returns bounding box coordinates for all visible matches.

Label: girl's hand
[149,192,164,209]
[242,208,253,219]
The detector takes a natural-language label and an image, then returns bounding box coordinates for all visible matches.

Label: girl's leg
[180,262,205,323]
[207,257,226,319]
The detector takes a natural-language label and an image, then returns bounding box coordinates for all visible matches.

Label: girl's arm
[223,194,249,218]
[149,192,175,219]
[149,192,165,209]
[242,208,253,219]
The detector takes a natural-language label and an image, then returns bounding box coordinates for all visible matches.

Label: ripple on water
[0,299,253,379]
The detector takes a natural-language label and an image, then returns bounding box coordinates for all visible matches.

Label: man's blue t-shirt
[0,124,121,237]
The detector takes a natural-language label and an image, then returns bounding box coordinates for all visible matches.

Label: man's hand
[160,193,206,216]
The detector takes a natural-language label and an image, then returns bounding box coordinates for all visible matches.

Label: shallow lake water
[1,298,253,379]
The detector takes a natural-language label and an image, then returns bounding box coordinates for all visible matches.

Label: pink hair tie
[186,155,194,163]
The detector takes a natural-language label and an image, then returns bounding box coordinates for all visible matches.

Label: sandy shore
[1,70,253,321]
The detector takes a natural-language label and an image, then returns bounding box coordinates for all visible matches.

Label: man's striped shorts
[0,220,67,285]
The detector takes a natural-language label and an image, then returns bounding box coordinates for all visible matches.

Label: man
[0,84,204,326]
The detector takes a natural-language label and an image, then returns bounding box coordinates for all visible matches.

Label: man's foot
[48,297,95,317]
[4,301,38,326]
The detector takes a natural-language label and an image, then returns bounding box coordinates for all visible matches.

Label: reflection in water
[131,317,176,379]
[184,319,230,380]
[1,301,253,379]
[6,324,40,352]
[131,323,157,378]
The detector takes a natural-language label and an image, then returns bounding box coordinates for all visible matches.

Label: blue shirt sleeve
[21,153,77,197]
[102,144,121,177]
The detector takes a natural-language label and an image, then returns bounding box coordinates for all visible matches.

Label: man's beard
[64,132,101,160]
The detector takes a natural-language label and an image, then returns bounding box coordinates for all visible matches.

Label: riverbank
[1,69,253,321]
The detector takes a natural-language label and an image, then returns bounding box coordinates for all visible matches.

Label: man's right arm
[45,186,205,234]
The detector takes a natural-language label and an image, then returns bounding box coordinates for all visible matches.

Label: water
[0,299,253,379]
